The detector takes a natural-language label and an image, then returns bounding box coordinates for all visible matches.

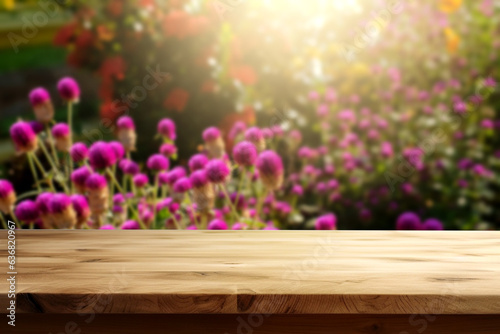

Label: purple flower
[157,118,176,140]
[188,153,209,172]
[109,141,125,160]
[117,116,135,130]
[190,170,209,188]
[147,154,169,171]
[165,167,186,185]
[70,142,88,163]
[203,126,221,142]
[121,220,140,230]
[262,128,273,140]
[57,77,80,102]
[35,192,53,215]
[396,212,421,230]
[71,166,92,191]
[256,150,284,190]
[10,121,37,153]
[291,184,303,196]
[228,121,246,140]
[232,222,247,230]
[205,159,230,183]
[29,87,50,106]
[119,159,140,175]
[100,224,115,230]
[52,123,70,138]
[133,173,149,188]
[315,213,337,230]
[71,195,90,223]
[160,143,177,157]
[244,127,263,143]
[89,141,117,170]
[29,121,44,134]
[308,91,319,100]
[15,200,39,222]
[85,173,108,190]
[290,130,302,144]
[233,141,257,167]
[48,193,72,214]
[423,218,444,230]
[173,177,192,193]
[0,180,15,199]
[208,219,228,230]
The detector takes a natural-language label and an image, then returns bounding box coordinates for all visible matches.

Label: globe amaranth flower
[10,121,38,153]
[208,219,228,230]
[232,141,257,167]
[160,143,177,158]
[228,121,246,141]
[256,150,284,190]
[29,87,54,124]
[71,166,92,193]
[89,141,117,170]
[133,173,149,188]
[85,173,109,224]
[70,142,88,163]
[52,123,71,152]
[396,212,421,230]
[315,213,337,230]
[157,118,176,141]
[173,177,192,193]
[244,127,265,152]
[71,194,90,228]
[14,200,39,223]
[205,159,230,184]
[47,193,77,229]
[165,167,187,186]
[119,159,140,175]
[147,153,169,172]
[116,116,136,152]
[190,170,215,212]
[121,220,140,230]
[203,127,225,159]
[109,141,125,161]
[57,77,80,102]
[423,218,444,230]
[188,153,209,172]
[0,180,16,214]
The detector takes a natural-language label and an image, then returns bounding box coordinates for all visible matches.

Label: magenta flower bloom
[381,142,393,158]
[119,159,140,175]
[160,143,177,157]
[121,220,140,230]
[290,130,302,144]
[245,127,264,142]
[29,87,50,106]
[396,212,421,230]
[423,218,444,230]
[48,193,72,214]
[147,154,169,171]
[71,194,90,226]
[133,173,149,188]
[165,167,187,186]
[188,154,209,172]
[190,170,209,188]
[10,121,38,153]
[57,77,80,102]
[173,177,192,193]
[52,123,70,138]
[117,116,135,130]
[208,219,228,230]
[256,150,284,190]
[71,166,92,191]
[232,222,247,230]
[261,128,273,140]
[205,159,230,183]
[0,180,15,200]
[315,213,337,230]
[233,141,257,167]
[157,118,176,140]
[85,173,108,190]
[89,141,117,170]
[30,120,44,134]
[15,200,39,222]
[100,224,115,230]
[35,192,53,215]
[228,121,246,140]
[291,184,303,196]
[70,142,88,163]
[202,126,221,142]
[109,141,125,160]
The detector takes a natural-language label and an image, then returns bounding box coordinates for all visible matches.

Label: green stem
[9,209,21,229]
[38,139,65,192]
[16,190,48,202]
[0,212,7,229]
[221,184,239,226]
[45,125,59,168]
[152,173,159,229]
[27,153,42,192]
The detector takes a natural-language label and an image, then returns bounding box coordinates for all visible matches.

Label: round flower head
[160,143,177,158]
[232,222,247,230]
[29,87,54,124]
[30,120,44,134]
[165,167,186,185]
[10,121,38,153]
[208,219,228,230]
[121,220,140,230]
[315,213,337,230]
[262,128,273,140]
[71,166,92,192]
[147,154,169,172]
[205,159,230,183]
[244,127,265,151]
[158,172,169,186]
[117,116,135,130]
[173,177,192,193]
[15,200,39,223]
[52,123,71,152]
[29,87,50,106]
[133,173,149,188]
[203,127,221,142]
[35,192,53,215]
[190,170,209,188]
[423,218,444,230]
[85,173,108,191]
[70,142,88,163]
[291,184,303,196]
[157,118,176,140]
[256,150,284,190]
[119,159,140,175]
[100,224,115,230]
[189,153,209,172]
[57,77,80,102]
[71,194,90,228]
[89,141,117,170]
[0,180,16,214]
[396,212,421,230]
[109,141,125,160]
[233,141,257,167]
[48,193,77,229]
[228,121,246,141]
[289,130,302,146]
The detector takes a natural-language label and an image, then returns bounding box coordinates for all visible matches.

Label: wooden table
[1,231,500,333]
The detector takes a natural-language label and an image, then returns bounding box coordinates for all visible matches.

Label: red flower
[163,88,189,112]
[53,22,77,46]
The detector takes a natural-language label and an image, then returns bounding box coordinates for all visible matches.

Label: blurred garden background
[1,0,500,230]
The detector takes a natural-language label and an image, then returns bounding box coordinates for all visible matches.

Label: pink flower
[315,213,337,230]
[208,219,228,230]
[147,154,169,171]
[70,142,88,163]
[205,159,230,183]
[57,77,80,102]
[173,177,192,193]
[396,212,421,230]
[160,143,177,157]
[71,166,92,192]
[233,141,257,167]
[133,173,149,188]
[89,141,117,170]
[121,220,140,229]
[188,154,209,172]
[203,126,221,142]
[157,118,176,140]
[10,121,38,153]
[86,173,108,190]
[15,200,39,222]
[29,87,51,106]
[256,150,284,190]
[117,116,135,130]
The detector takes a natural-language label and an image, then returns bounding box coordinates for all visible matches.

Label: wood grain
[1,231,500,315]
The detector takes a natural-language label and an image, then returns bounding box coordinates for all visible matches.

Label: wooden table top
[1,230,499,315]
